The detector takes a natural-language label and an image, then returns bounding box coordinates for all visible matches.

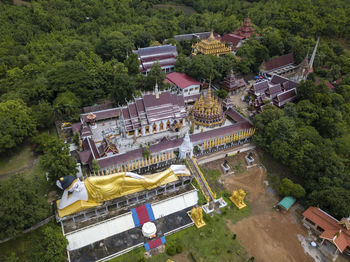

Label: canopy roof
[278,196,296,211]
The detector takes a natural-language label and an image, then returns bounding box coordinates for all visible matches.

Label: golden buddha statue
[190,206,206,228]
[229,189,247,209]
[56,165,191,217]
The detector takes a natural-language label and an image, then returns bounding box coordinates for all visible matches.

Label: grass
[0,221,59,261]
[111,202,250,262]
[200,167,224,193]
[0,144,35,177]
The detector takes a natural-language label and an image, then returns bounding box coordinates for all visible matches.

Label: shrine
[189,88,225,128]
[192,31,232,56]
[220,71,246,94]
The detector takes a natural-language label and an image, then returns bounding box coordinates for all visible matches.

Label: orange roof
[303,207,350,252]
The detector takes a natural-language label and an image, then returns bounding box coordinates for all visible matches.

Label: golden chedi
[230,189,247,209]
[192,31,231,56]
[190,88,225,128]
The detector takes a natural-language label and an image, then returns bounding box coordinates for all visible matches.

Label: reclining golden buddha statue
[56,165,191,217]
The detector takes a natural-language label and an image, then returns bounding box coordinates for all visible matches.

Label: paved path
[196,143,256,165]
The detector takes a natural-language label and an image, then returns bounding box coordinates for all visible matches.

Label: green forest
[0,0,350,260]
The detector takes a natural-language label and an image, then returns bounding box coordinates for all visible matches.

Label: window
[128,130,135,136]
[160,122,164,131]
[146,126,150,134]
[166,120,170,129]
[153,123,157,132]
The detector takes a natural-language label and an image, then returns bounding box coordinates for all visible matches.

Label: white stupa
[142,222,157,238]
[179,132,193,159]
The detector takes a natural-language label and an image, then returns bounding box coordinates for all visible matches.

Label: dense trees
[254,81,350,218]
[30,223,68,262]
[41,137,77,186]
[0,174,50,240]
[0,0,349,221]
[0,99,36,153]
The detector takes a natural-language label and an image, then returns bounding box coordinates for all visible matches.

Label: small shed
[277,196,296,213]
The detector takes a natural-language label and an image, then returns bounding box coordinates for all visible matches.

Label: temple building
[233,18,255,38]
[221,18,256,52]
[192,31,232,56]
[70,83,254,175]
[249,75,298,112]
[134,45,178,75]
[189,88,225,127]
[220,71,246,94]
[302,207,350,257]
[165,72,201,103]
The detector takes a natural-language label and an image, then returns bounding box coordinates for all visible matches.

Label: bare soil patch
[222,163,314,262]
[200,151,316,262]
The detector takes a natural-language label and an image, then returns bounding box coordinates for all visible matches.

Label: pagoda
[220,71,246,94]
[190,88,225,127]
[233,18,255,39]
[192,31,231,56]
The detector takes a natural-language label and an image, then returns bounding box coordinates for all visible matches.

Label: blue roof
[278,196,296,211]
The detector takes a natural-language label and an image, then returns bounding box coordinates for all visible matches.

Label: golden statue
[56,165,191,217]
[190,206,206,228]
[230,189,247,209]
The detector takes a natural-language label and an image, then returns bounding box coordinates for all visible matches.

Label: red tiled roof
[303,207,350,252]
[166,72,201,89]
[221,34,244,47]
[315,80,335,90]
[262,53,294,71]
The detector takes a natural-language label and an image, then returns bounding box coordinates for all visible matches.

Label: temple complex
[192,31,232,56]
[220,71,247,94]
[189,88,225,127]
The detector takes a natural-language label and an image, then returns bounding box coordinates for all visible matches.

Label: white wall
[182,84,200,96]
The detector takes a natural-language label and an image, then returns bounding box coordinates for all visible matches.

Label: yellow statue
[190,206,206,228]
[230,189,247,209]
[56,165,191,217]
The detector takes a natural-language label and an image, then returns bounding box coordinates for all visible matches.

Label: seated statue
[56,165,190,217]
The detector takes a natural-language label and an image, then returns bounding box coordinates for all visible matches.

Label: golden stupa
[190,88,225,128]
[192,31,231,56]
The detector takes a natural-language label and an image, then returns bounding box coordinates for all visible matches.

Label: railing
[186,156,216,202]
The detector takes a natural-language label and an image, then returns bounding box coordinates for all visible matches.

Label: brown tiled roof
[71,122,81,133]
[251,80,269,95]
[274,88,297,107]
[225,108,247,123]
[81,108,121,123]
[303,207,350,253]
[261,53,294,71]
[79,150,91,164]
[221,34,244,47]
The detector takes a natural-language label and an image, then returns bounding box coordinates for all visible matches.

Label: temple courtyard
[200,151,349,262]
